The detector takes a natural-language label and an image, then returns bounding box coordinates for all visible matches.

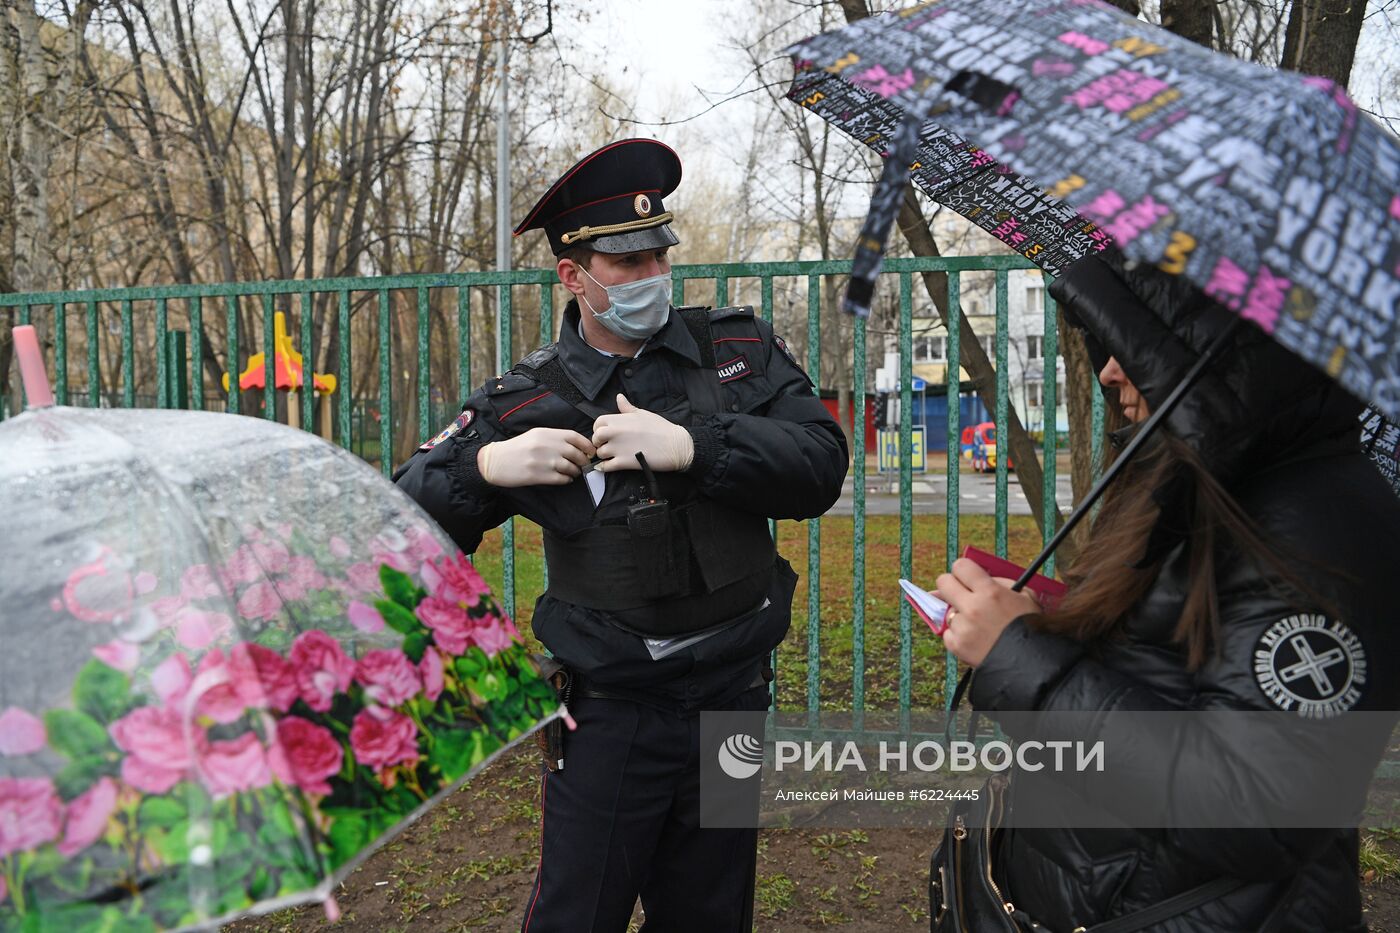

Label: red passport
[961,545,1068,611]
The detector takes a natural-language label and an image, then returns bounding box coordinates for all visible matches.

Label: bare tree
[2,0,95,411]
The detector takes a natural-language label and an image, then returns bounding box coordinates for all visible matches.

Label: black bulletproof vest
[518,308,777,637]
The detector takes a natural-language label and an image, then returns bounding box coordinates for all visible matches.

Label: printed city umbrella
[784,0,1400,573]
[786,26,1114,312]
[786,0,1400,419]
[0,346,560,931]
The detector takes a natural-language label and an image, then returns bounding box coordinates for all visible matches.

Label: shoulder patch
[773,334,801,368]
[419,409,474,451]
[716,354,752,383]
[1253,614,1367,718]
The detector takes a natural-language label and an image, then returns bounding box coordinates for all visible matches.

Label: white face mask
[579,265,672,340]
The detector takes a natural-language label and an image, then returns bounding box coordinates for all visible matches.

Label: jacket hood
[1049,254,1362,483]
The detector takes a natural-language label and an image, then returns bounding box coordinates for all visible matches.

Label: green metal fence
[0,257,1104,715]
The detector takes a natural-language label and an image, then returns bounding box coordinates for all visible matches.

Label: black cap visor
[585,224,680,255]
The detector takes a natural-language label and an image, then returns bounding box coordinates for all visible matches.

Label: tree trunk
[837,0,1070,559]
[0,5,17,409]
[1281,0,1368,86]
[1160,0,1214,49]
[895,192,1071,562]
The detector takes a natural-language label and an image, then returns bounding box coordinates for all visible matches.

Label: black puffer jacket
[969,256,1400,932]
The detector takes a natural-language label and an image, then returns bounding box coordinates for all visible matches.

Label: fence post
[166,331,188,410]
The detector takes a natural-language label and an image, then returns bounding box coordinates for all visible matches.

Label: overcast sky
[543,0,1400,180]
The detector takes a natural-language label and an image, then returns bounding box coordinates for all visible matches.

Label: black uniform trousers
[520,684,770,933]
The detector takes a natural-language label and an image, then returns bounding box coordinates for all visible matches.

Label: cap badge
[634,193,652,217]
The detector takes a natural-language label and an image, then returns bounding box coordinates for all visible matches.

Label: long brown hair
[1034,427,1324,670]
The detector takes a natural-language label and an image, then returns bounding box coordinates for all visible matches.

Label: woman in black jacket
[936,255,1400,932]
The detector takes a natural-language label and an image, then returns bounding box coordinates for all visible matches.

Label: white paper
[898,578,948,626]
[643,598,770,660]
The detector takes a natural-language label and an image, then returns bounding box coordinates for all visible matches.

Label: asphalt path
[828,470,1076,516]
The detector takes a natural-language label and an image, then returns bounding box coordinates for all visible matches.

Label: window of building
[1026,335,1043,360]
[914,334,947,362]
[1027,380,1042,407]
[1026,285,1044,314]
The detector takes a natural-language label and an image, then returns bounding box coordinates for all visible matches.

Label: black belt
[572,668,771,708]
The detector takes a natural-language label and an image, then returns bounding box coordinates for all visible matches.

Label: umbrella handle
[12,325,55,409]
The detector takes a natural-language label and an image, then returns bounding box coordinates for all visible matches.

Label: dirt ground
[227,742,1400,932]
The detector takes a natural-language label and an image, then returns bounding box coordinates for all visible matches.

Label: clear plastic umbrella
[0,328,560,931]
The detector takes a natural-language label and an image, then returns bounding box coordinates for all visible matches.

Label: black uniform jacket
[969,256,1400,932]
[394,302,848,711]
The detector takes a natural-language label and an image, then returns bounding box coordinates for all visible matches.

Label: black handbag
[927,673,1298,933]
[929,673,1022,931]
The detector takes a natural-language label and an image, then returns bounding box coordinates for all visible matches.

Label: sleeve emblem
[1253,614,1367,717]
[774,334,801,368]
[418,409,474,451]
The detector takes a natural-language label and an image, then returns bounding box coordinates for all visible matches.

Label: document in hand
[899,578,950,636]
[900,548,1069,640]
[961,545,1068,611]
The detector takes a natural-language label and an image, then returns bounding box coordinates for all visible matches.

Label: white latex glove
[477,427,596,487]
[591,394,695,473]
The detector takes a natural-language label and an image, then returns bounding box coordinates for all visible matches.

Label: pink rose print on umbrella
[151,653,193,707]
[57,777,118,857]
[180,563,223,601]
[236,581,283,621]
[174,607,233,650]
[404,526,444,564]
[268,717,343,796]
[348,600,385,634]
[415,598,472,655]
[0,708,46,756]
[342,562,383,597]
[420,649,445,703]
[221,546,266,588]
[470,612,518,658]
[370,529,417,573]
[349,708,419,771]
[198,733,272,798]
[0,777,63,857]
[290,631,355,712]
[149,594,188,624]
[191,649,283,724]
[231,642,299,713]
[424,553,490,608]
[281,556,328,600]
[92,640,141,672]
[250,537,290,569]
[110,705,200,794]
[355,649,422,708]
[60,547,154,624]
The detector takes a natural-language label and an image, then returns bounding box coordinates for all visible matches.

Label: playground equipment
[222,311,337,438]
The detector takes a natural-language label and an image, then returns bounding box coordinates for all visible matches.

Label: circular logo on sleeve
[1253,614,1367,718]
[634,193,652,217]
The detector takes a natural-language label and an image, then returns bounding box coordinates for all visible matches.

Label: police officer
[393,138,848,932]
